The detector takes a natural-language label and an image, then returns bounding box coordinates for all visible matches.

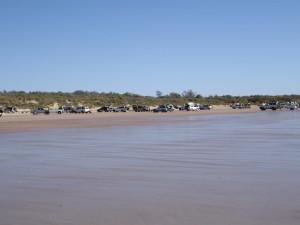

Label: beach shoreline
[0,105,263,132]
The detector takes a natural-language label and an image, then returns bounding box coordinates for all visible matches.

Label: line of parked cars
[30,102,214,115]
[283,102,299,110]
[97,105,151,113]
[31,106,91,115]
[3,100,298,117]
[96,103,212,113]
[259,101,299,111]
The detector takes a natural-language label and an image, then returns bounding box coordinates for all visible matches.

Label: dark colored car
[133,105,150,112]
[199,104,212,110]
[32,107,50,115]
[97,106,114,112]
[153,105,168,113]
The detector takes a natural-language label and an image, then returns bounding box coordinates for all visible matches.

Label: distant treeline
[1,90,300,108]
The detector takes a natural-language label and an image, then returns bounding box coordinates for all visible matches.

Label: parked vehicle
[231,103,251,109]
[73,106,91,113]
[113,106,128,112]
[185,102,198,111]
[153,105,168,113]
[97,106,114,112]
[172,104,182,110]
[32,107,50,115]
[132,105,150,112]
[62,106,74,113]
[165,104,176,111]
[50,107,64,114]
[259,102,280,111]
[178,105,186,111]
[199,104,212,110]
[283,101,299,110]
[3,107,17,113]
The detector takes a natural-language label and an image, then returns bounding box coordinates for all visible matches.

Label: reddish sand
[0,106,261,131]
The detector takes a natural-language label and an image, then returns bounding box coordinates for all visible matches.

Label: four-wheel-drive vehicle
[50,107,64,114]
[185,102,199,111]
[133,105,150,112]
[283,102,299,110]
[97,106,114,112]
[231,103,251,109]
[113,106,128,112]
[231,103,240,109]
[73,106,91,113]
[165,104,176,111]
[62,106,74,113]
[32,107,50,115]
[259,102,280,111]
[199,104,213,110]
[3,107,18,113]
[153,105,168,113]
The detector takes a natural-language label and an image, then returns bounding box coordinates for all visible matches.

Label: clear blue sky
[0,0,299,96]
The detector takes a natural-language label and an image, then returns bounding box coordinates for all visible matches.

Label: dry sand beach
[0,105,260,131]
[1,108,300,225]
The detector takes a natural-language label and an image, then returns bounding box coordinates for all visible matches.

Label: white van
[186,102,199,111]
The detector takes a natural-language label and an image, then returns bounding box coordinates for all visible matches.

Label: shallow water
[1,112,300,225]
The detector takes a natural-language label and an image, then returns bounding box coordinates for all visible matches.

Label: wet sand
[1,111,300,225]
[0,106,260,131]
